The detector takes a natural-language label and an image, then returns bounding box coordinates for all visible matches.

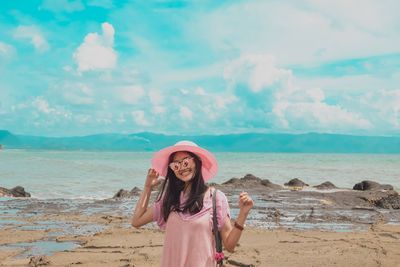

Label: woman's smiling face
[170,151,196,182]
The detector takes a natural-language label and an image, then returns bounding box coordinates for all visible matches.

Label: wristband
[234,221,244,231]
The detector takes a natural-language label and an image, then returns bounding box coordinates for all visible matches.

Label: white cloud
[0,41,14,57]
[153,106,165,114]
[32,97,52,114]
[180,106,193,120]
[361,89,400,128]
[190,1,400,65]
[307,0,397,33]
[273,81,373,132]
[75,114,91,124]
[214,94,237,109]
[224,54,292,92]
[273,78,372,132]
[40,0,84,13]
[14,26,49,52]
[95,112,113,124]
[180,89,189,95]
[73,22,117,72]
[149,90,163,105]
[31,97,72,119]
[148,90,166,114]
[274,101,372,131]
[118,85,145,104]
[195,87,207,96]
[224,53,373,132]
[63,65,73,72]
[117,113,126,123]
[132,110,151,126]
[63,84,94,105]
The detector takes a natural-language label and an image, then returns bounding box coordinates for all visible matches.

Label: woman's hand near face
[238,191,254,214]
[131,168,159,228]
[145,168,161,190]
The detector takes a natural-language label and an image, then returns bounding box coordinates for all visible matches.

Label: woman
[131,140,254,267]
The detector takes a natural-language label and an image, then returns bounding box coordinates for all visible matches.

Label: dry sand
[1,215,400,267]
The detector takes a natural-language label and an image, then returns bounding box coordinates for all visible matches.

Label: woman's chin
[178,173,194,182]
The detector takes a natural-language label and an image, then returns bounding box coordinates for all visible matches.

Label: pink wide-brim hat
[151,140,218,182]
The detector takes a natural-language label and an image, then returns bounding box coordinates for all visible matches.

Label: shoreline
[1,176,400,265]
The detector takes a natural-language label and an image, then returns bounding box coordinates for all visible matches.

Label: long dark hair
[156,151,209,222]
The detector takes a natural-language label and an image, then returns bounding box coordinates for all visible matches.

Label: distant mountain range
[1,130,400,153]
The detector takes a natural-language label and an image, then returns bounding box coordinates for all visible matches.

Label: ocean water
[0,150,399,199]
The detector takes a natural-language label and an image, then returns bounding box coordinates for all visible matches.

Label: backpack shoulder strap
[212,188,223,254]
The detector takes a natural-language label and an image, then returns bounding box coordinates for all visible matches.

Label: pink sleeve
[216,190,231,231]
[152,200,166,230]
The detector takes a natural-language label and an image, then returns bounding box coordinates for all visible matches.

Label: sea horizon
[1,149,399,200]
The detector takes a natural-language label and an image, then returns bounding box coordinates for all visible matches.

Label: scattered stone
[284,178,309,187]
[112,187,142,199]
[314,181,338,190]
[371,191,400,209]
[0,186,31,197]
[353,180,394,191]
[29,256,50,266]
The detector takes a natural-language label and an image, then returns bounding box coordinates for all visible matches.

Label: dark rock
[222,178,241,185]
[242,174,261,181]
[130,186,142,195]
[284,178,309,187]
[113,189,130,198]
[353,180,394,191]
[221,174,282,190]
[314,181,338,190]
[260,179,283,190]
[0,187,12,197]
[11,186,31,197]
[112,186,142,199]
[0,186,31,197]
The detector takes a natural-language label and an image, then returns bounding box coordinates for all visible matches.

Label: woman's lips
[179,169,192,176]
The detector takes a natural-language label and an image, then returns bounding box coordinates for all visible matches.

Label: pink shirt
[152,188,231,267]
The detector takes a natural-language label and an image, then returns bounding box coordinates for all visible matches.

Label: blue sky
[0,0,399,137]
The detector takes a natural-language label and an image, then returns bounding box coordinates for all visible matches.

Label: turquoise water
[0,150,399,199]
[0,240,80,258]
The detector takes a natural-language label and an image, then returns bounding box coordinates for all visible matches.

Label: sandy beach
[1,214,400,267]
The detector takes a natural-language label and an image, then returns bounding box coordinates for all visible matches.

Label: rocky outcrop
[222,174,283,190]
[314,181,338,190]
[353,180,394,191]
[112,186,142,199]
[0,186,31,197]
[284,178,309,187]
